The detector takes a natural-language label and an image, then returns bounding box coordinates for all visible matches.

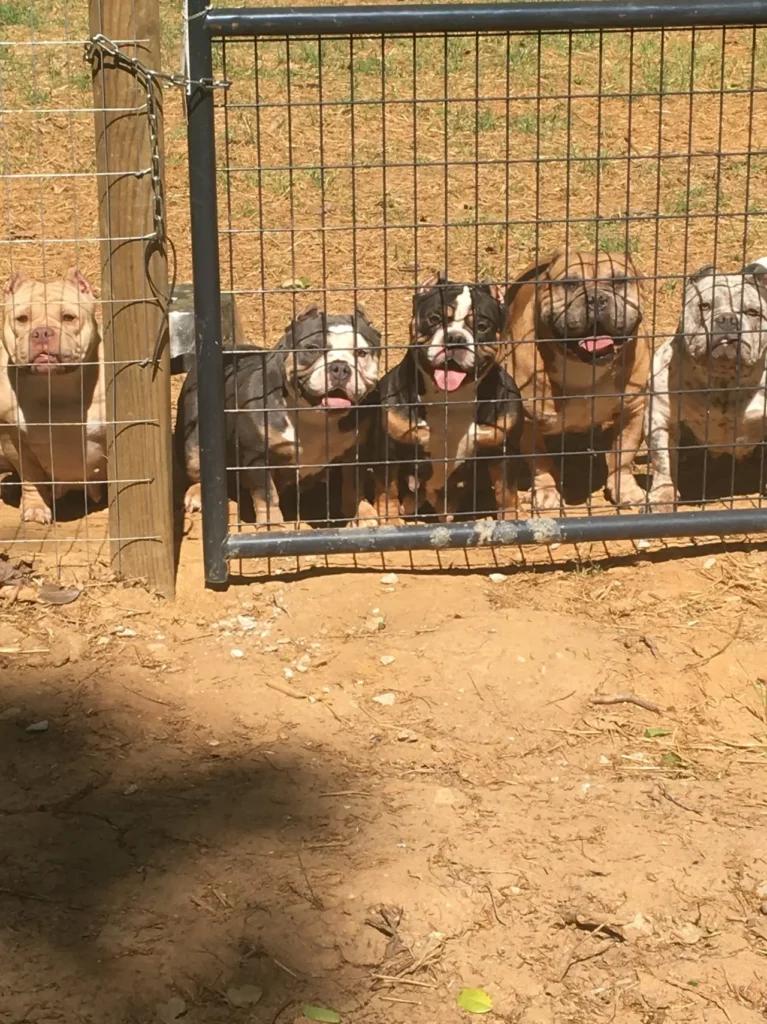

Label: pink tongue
[579,335,614,354]
[433,368,467,391]
[321,395,352,408]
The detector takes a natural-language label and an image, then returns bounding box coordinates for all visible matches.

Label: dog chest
[289,408,361,480]
[421,388,478,492]
[677,361,767,456]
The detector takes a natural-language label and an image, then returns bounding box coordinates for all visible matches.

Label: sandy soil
[2,528,767,1024]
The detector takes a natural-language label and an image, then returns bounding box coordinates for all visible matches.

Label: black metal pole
[187,0,229,585]
[205,0,767,37]
[223,508,767,559]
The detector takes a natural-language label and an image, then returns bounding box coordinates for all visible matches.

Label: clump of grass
[0,1,39,27]
[585,222,640,254]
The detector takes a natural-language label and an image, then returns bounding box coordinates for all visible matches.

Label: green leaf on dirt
[456,988,493,1014]
[645,727,672,738]
[301,1005,341,1023]
[688,980,699,988]
[661,752,683,766]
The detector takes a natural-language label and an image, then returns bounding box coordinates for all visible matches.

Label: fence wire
[181,21,767,579]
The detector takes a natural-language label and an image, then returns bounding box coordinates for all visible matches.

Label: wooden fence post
[89,0,175,597]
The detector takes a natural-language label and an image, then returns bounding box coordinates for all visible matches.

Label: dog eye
[475,318,492,332]
[15,314,28,324]
[746,307,762,318]
[355,349,369,359]
[62,313,77,323]
[700,301,711,312]
[426,313,443,328]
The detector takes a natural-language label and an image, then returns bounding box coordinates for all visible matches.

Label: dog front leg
[242,464,284,528]
[341,461,377,526]
[521,417,560,511]
[647,408,680,512]
[606,396,647,508]
[0,433,54,524]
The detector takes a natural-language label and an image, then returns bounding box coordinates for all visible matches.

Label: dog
[176,306,381,525]
[373,272,523,523]
[505,250,648,510]
[645,261,767,509]
[0,269,106,524]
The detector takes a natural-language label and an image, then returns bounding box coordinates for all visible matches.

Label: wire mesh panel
[185,1,767,582]
[0,0,176,593]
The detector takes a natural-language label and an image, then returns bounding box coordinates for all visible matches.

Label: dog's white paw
[183,484,202,513]
[22,504,53,525]
[531,484,562,512]
[647,483,679,513]
[606,475,647,508]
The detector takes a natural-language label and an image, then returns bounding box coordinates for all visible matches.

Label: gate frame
[186,0,767,584]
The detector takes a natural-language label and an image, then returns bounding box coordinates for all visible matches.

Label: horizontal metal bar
[223,508,767,559]
[206,0,767,38]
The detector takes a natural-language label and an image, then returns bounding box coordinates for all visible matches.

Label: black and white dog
[373,272,523,523]
[646,260,767,509]
[176,307,381,525]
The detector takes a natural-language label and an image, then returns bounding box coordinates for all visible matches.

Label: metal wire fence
[185,1,767,583]
[0,0,177,593]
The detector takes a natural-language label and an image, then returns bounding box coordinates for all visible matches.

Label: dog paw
[531,485,562,512]
[606,476,647,508]
[646,484,679,513]
[22,504,53,525]
[183,484,202,513]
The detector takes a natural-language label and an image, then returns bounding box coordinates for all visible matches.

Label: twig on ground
[371,975,435,988]
[657,783,703,816]
[379,996,423,1005]
[559,938,614,981]
[484,883,507,926]
[688,616,743,669]
[655,974,733,1024]
[264,679,307,699]
[590,693,662,714]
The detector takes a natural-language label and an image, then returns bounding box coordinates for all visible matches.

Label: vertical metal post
[186,0,229,584]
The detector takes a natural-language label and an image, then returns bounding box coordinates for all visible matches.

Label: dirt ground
[3,528,767,1024]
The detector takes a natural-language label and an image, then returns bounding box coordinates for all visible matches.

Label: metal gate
[186,0,767,583]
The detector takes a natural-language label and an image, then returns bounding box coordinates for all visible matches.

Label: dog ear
[417,270,444,294]
[687,264,715,287]
[505,253,559,309]
[292,305,319,323]
[479,281,506,307]
[4,270,30,298]
[64,267,96,298]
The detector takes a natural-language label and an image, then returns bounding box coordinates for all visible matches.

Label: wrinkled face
[412,274,506,392]
[2,269,99,375]
[538,252,643,365]
[280,309,381,408]
[681,268,767,369]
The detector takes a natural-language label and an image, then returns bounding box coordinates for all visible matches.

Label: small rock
[208,739,220,747]
[237,615,258,631]
[760,902,767,915]
[157,997,186,1023]
[380,573,398,585]
[123,784,138,796]
[365,615,386,633]
[26,720,49,733]
[434,786,457,806]
[488,572,506,583]
[397,730,418,742]
[0,706,22,721]
[283,667,294,680]
[114,625,137,638]
[636,539,652,550]
[373,692,396,706]
[702,557,717,570]
[757,881,767,899]
[230,648,244,659]
[380,655,395,666]
[599,755,610,765]
[226,984,263,1008]
[509,885,522,895]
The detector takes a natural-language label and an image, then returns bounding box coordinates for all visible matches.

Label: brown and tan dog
[0,269,106,523]
[505,250,649,510]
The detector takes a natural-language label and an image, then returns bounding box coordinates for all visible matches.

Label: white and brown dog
[646,261,767,509]
[0,269,106,523]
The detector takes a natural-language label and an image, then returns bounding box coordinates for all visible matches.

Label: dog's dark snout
[714,311,739,333]
[445,331,468,348]
[327,360,352,385]
[587,290,609,311]
[29,326,56,351]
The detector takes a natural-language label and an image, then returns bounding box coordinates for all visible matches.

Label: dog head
[679,263,767,369]
[2,268,99,375]
[411,271,506,392]
[277,306,381,408]
[515,251,643,366]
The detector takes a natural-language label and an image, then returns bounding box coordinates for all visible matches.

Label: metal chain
[83,33,230,367]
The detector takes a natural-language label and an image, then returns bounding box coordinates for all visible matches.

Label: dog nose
[445,331,469,348]
[714,311,739,333]
[587,290,609,310]
[327,360,352,385]
[29,326,56,351]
